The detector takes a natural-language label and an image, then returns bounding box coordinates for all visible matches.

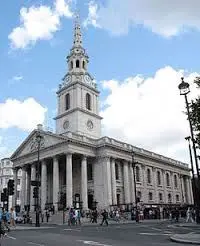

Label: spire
[73,13,82,47]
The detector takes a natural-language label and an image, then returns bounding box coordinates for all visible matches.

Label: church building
[10,17,193,212]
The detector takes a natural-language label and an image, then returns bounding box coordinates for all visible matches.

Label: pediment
[11,130,67,159]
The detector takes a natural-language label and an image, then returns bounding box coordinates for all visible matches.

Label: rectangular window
[87,163,93,181]
[17,191,20,199]
[17,179,20,185]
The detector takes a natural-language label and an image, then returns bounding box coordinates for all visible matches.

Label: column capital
[81,155,87,161]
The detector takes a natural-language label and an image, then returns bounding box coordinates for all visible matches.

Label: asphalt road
[2,221,200,246]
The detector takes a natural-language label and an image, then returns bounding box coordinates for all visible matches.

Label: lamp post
[132,152,139,222]
[178,77,200,223]
[35,131,43,227]
[185,136,197,207]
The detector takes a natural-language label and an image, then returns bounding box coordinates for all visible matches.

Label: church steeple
[60,13,96,89]
[73,13,82,47]
[55,13,102,139]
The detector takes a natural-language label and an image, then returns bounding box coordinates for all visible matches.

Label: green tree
[190,77,200,149]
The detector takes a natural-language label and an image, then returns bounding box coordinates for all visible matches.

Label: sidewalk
[15,218,167,229]
[170,233,200,245]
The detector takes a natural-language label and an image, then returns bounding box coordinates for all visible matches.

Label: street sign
[31,181,41,187]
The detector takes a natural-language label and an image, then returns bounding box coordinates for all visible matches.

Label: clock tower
[55,15,102,138]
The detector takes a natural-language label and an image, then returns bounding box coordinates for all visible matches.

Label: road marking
[139,232,171,236]
[64,228,81,231]
[28,242,45,246]
[77,240,112,246]
[150,227,162,231]
[7,235,16,240]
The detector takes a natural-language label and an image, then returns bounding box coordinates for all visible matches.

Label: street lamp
[132,152,139,223]
[35,131,43,227]
[178,77,200,223]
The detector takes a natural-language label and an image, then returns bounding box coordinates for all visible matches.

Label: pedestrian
[0,212,7,246]
[46,209,50,223]
[100,210,108,226]
[2,209,10,232]
[10,208,16,228]
[186,207,194,223]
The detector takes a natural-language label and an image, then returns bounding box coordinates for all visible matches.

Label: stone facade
[0,158,22,209]
[10,16,193,212]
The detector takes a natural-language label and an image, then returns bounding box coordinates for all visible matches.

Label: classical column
[26,167,31,206]
[30,164,36,211]
[181,175,186,203]
[171,172,175,203]
[53,156,59,211]
[12,168,18,206]
[66,153,73,208]
[129,162,135,204]
[41,160,47,211]
[81,156,88,210]
[153,168,158,203]
[105,157,112,207]
[162,170,167,203]
[123,161,130,204]
[111,158,117,205]
[186,176,191,204]
[20,167,26,210]
[142,165,147,203]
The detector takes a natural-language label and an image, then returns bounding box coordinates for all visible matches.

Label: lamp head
[35,131,42,144]
[185,136,191,141]
[178,77,190,95]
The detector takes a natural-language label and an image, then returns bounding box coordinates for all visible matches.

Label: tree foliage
[190,77,200,149]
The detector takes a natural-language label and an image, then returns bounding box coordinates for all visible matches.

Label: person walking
[100,210,108,226]
[10,208,16,228]
[2,209,10,232]
[186,207,194,223]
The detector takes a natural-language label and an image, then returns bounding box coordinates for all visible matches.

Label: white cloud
[100,66,199,163]
[8,0,73,49]
[83,1,101,28]
[0,98,47,131]
[87,0,200,37]
[13,75,23,81]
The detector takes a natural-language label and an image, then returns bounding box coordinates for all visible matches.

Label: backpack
[2,213,6,221]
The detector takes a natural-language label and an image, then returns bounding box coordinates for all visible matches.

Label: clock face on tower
[63,120,69,130]
[87,120,94,130]
[65,75,72,84]
[84,74,92,84]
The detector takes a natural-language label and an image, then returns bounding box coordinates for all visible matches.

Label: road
[2,221,199,246]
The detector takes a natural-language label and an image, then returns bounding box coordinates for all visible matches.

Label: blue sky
[0,0,200,164]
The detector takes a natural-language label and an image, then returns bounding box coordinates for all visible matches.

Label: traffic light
[33,187,39,198]
[7,179,14,195]
[1,188,8,202]
[1,192,5,202]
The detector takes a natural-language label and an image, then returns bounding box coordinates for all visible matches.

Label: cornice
[54,107,103,120]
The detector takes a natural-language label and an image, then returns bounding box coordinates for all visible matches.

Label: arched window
[174,175,178,188]
[149,192,153,201]
[70,61,73,70]
[157,171,161,186]
[76,59,80,68]
[166,173,170,186]
[115,163,119,180]
[168,193,172,203]
[136,166,140,182]
[147,168,151,184]
[83,60,85,69]
[86,93,91,110]
[159,193,163,201]
[137,191,141,199]
[65,93,70,110]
